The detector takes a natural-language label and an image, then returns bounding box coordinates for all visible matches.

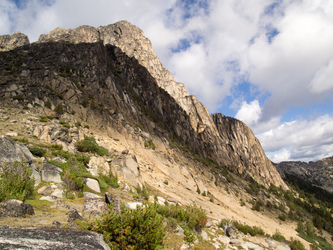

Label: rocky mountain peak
[0,21,287,189]
[37,21,190,109]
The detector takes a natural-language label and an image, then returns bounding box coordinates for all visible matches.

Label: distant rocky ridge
[0,21,286,189]
[276,156,333,193]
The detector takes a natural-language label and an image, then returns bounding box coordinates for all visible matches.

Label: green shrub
[13,96,24,101]
[64,188,75,199]
[51,144,63,151]
[45,99,52,109]
[59,120,70,128]
[135,184,149,200]
[272,230,286,242]
[0,161,35,202]
[76,136,108,156]
[154,203,207,231]
[88,203,165,249]
[278,213,287,221]
[136,123,143,131]
[54,103,64,114]
[62,170,84,191]
[98,171,119,189]
[166,217,178,231]
[184,229,196,245]
[252,200,264,211]
[28,146,47,157]
[289,238,305,250]
[144,139,156,149]
[39,116,48,122]
[230,220,265,236]
[82,99,89,108]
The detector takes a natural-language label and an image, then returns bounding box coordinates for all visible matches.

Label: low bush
[88,203,165,249]
[144,139,156,150]
[62,170,85,191]
[59,120,70,128]
[45,99,52,109]
[28,146,47,157]
[135,184,149,200]
[54,103,64,114]
[278,213,287,221]
[76,136,108,156]
[0,161,35,202]
[39,116,48,122]
[50,144,63,151]
[252,200,264,211]
[272,230,286,242]
[155,203,207,231]
[230,220,265,236]
[184,229,196,245]
[289,238,305,250]
[98,171,119,189]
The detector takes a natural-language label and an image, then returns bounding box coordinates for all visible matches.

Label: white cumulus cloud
[235,100,262,127]
[257,115,333,162]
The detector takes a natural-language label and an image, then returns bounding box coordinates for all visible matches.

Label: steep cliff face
[212,114,286,188]
[0,21,286,189]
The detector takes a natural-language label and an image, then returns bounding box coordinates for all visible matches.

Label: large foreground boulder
[0,228,110,249]
[0,199,34,217]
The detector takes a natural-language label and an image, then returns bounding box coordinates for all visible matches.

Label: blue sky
[1,0,333,162]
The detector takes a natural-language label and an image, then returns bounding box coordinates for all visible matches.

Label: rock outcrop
[0,32,29,52]
[276,156,333,193]
[0,21,286,189]
[212,114,287,188]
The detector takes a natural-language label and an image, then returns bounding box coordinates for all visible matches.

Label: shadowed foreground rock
[0,228,110,249]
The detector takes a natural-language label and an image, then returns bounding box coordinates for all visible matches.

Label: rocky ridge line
[0,21,287,189]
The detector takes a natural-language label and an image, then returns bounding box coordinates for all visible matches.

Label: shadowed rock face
[0,228,110,249]
[0,21,286,189]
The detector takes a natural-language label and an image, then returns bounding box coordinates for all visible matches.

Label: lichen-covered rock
[41,163,62,183]
[0,137,34,164]
[66,209,84,222]
[83,198,109,217]
[0,199,34,217]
